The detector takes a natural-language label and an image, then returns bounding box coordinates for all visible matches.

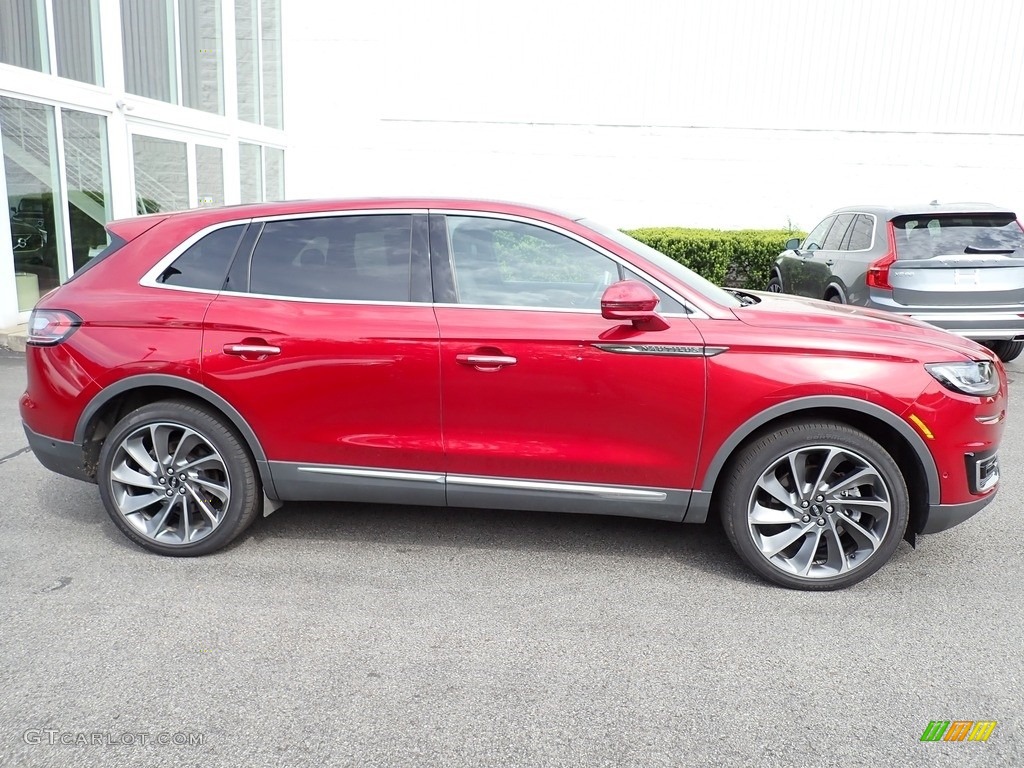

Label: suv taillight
[866,222,898,290]
[27,310,81,346]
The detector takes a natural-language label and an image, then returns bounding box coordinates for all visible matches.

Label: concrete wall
[283,0,1024,230]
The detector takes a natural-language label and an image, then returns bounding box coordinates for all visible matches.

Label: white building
[284,0,1024,228]
[0,0,286,328]
[3,0,1023,328]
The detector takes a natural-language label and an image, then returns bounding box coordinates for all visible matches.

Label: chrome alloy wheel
[108,422,231,545]
[746,445,892,579]
[766,281,783,292]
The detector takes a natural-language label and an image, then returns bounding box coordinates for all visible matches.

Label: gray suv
[768,203,1024,361]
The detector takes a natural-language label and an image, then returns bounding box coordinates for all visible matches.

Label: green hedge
[623,227,805,290]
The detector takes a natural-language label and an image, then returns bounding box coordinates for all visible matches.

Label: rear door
[201,211,444,503]
[889,213,1024,306]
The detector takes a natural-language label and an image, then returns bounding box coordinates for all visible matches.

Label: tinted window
[803,217,834,251]
[893,214,1024,260]
[845,215,874,251]
[249,215,413,301]
[448,216,619,309]
[158,224,244,289]
[821,214,854,251]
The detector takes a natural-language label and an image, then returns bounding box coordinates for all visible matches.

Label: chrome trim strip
[447,474,669,501]
[594,343,729,357]
[296,466,445,483]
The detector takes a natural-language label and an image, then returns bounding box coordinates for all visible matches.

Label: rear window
[157,224,246,290]
[893,213,1024,259]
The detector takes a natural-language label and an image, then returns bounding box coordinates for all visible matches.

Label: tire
[983,339,1024,363]
[826,293,842,304]
[97,399,261,556]
[719,421,909,590]
[766,276,784,293]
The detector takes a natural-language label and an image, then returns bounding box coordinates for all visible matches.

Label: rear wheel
[983,339,1024,363]
[766,276,784,293]
[97,400,261,556]
[720,421,909,590]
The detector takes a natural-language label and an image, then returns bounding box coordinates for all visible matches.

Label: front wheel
[720,421,909,590]
[983,339,1024,363]
[97,400,261,556]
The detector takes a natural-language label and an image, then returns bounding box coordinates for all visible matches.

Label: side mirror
[785,237,801,251]
[601,280,669,331]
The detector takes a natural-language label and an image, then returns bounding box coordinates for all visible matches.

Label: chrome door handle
[456,354,517,368]
[223,343,281,356]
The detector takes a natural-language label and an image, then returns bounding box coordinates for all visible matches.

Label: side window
[845,215,874,251]
[448,216,619,309]
[157,224,245,289]
[803,217,834,251]
[821,214,854,251]
[249,215,413,301]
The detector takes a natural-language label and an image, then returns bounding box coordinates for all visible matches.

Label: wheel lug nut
[179,487,187,495]
[816,518,826,526]
[158,477,166,485]
[165,489,173,496]
[825,505,834,513]
[802,515,810,523]
[815,494,824,502]
[801,500,809,508]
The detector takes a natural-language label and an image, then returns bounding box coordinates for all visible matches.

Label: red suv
[22,199,1006,589]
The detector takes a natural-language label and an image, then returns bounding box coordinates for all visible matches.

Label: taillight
[27,310,81,346]
[866,222,898,290]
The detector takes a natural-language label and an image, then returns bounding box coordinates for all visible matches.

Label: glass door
[129,124,227,214]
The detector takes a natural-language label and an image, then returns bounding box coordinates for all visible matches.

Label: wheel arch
[74,374,279,499]
[823,282,847,302]
[695,396,936,537]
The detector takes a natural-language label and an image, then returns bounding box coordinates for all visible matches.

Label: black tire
[719,421,909,590]
[766,276,784,293]
[826,293,842,303]
[97,399,261,556]
[983,339,1024,363]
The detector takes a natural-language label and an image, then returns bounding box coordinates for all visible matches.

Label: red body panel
[435,307,705,487]
[202,295,443,470]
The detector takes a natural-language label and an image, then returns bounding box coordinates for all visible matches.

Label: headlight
[925,360,999,397]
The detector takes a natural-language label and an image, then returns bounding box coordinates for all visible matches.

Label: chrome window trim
[138,206,706,318]
[431,208,709,320]
[140,218,253,289]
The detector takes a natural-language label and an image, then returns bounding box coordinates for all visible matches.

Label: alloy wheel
[108,422,231,545]
[746,444,892,579]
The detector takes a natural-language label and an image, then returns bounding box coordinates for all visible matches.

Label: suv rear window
[893,213,1024,259]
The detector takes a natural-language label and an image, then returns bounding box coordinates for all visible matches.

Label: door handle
[223,343,281,356]
[824,260,835,267]
[455,354,517,369]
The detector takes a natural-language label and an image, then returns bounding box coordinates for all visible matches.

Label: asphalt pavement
[0,351,1021,767]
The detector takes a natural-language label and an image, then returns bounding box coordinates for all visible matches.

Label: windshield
[580,219,742,308]
[893,213,1024,259]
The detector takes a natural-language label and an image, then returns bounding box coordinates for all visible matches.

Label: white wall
[283,0,1024,230]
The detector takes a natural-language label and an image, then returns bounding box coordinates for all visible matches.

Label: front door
[430,213,707,518]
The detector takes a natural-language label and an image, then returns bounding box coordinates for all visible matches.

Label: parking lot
[0,349,1021,768]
